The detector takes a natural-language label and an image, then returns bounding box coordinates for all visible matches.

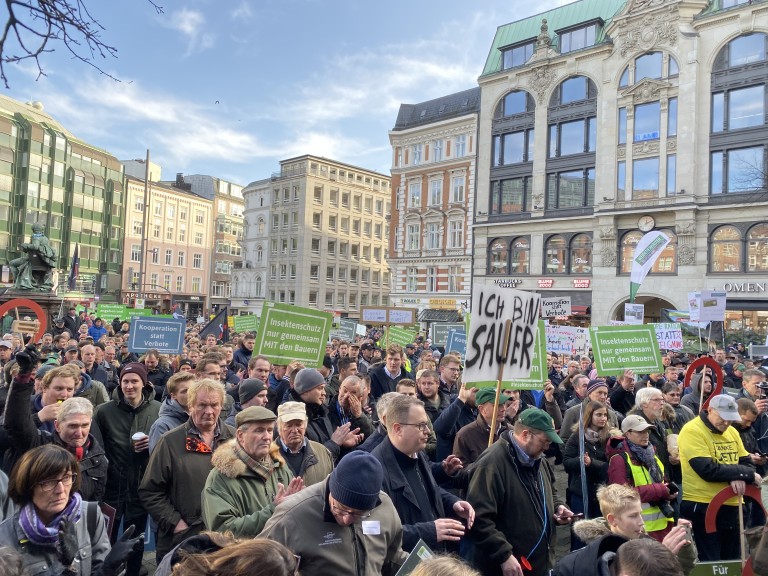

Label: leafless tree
[0,0,163,88]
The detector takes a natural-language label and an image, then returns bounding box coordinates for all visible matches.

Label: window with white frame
[455,134,467,157]
[426,223,440,249]
[448,265,460,293]
[132,220,143,236]
[429,179,442,206]
[191,277,200,292]
[271,239,278,255]
[130,245,141,262]
[412,143,423,165]
[195,210,204,224]
[408,181,421,208]
[448,220,464,249]
[407,223,420,250]
[433,139,443,162]
[427,267,437,292]
[165,249,172,265]
[178,251,185,266]
[194,232,203,245]
[176,276,183,291]
[451,175,465,203]
[193,253,202,268]
[406,267,418,292]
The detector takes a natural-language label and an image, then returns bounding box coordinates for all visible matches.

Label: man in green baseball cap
[465,407,575,576]
[453,387,508,465]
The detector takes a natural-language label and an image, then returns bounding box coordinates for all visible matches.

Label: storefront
[172,295,205,319]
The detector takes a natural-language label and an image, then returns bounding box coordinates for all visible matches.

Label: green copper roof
[481,0,626,77]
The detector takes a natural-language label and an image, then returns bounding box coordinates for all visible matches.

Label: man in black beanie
[261,451,408,575]
[224,378,268,427]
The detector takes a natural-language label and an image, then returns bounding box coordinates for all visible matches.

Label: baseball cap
[621,414,656,434]
[0,341,12,349]
[236,406,277,427]
[475,388,506,405]
[708,394,742,421]
[64,345,79,354]
[518,408,563,444]
[360,343,374,352]
[277,401,308,423]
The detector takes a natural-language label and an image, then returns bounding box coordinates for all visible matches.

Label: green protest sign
[386,326,417,347]
[689,560,740,576]
[233,315,259,333]
[431,323,465,346]
[506,320,548,390]
[97,304,127,320]
[254,302,333,366]
[589,325,663,376]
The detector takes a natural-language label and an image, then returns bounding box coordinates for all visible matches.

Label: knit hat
[121,362,148,387]
[587,379,608,395]
[293,368,326,395]
[35,364,56,380]
[329,451,383,511]
[239,378,267,405]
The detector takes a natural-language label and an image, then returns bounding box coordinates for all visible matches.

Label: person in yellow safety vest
[606,415,677,542]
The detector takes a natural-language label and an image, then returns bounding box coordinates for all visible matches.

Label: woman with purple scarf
[0,444,144,575]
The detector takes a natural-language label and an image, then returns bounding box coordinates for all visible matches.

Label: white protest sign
[541,296,572,318]
[624,303,644,325]
[464,285,541,387]
[653,323,683,350]
[698,290,727,322]
[687,292,701,322]
[545,325,590,356]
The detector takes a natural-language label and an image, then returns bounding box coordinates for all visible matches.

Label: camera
[658,501,676,519]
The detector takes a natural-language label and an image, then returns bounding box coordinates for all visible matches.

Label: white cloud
[163,8,215,55]
[231,2,254,20]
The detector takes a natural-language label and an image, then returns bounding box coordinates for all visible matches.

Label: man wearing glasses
[261,451,408,575]
[371,394,474,553]
[438,354,462,400]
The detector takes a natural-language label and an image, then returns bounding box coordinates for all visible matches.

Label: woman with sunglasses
[0,444,144,575]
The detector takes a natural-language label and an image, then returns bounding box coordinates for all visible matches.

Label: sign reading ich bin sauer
[589,325,663,376]
[127,317,186,355]
[463,285,541,388]
[254,302,333,367]
[507,320,547,390]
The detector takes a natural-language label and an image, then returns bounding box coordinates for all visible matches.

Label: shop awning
[418,309,461,323]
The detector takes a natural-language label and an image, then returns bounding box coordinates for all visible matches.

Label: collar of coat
[211,438,286,479]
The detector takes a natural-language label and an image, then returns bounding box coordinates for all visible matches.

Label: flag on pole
[68,243,80,290]
[199,307,229,343]
[629,231,670,303]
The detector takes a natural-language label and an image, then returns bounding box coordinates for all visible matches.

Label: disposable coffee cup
[131,432,148,449]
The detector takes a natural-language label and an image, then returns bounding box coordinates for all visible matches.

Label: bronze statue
[9,222,58,291]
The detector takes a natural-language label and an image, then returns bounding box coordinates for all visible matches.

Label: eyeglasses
[398,422,430,432]
[37,473,76,492]
[330,500,372,519]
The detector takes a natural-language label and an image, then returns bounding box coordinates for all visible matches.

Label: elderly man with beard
[140,379,235,561]
[273,401,334,486]
[202,406,302,537]
[4,345,108,500]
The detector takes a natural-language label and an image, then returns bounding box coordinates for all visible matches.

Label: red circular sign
[0,298,48,342]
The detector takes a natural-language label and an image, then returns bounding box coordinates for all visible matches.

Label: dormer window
[502,41,534,70]
[558,22,599,54]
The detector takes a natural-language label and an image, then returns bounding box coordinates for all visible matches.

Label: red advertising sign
[572,279,591,288]
[538,279,554,288]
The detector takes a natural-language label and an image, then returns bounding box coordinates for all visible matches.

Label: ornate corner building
[469,0,768,339]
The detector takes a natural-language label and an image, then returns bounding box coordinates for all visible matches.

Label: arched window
[620,230,677,274]
[714,33,767,71]
[510,237,530,274]
[550,75,597,106]
[570,234,592,274]
[619,51,679,87]
[256,245,263,263]
[488,239,509,275]
[545,235,567,274]
[747,224,768,272]
[255,275,263,297]
[257,218,265,234]
[710,226,742,272]
[496,90,535,118]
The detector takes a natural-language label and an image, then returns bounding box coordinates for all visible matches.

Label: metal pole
[138,149,150,303]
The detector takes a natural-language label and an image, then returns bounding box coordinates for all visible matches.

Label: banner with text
[590,325,663,376]
[545,325,591,357]
[445,329,467,357]
[698,290,727,322]
[97,304,127,320]
[464,285,541,387]
[330,319,358,341]
[624,303,645,324]
[254,302,333,366]
[653,323,684,350]
[541,296,571,318]
[127,317,186,355]
[431,323,465,346]
[386,326,418,347]
[233,315,259,333]
[508,320,548,390]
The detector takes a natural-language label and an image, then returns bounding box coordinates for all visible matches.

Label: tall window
[493,129,535,166]
[710,225,742,272]
[406,223,420,251]
[427,267,437,292]
[510,237,530,274]
[454,135,467,157]
[748,224,768,271]
[546,169,595,209]
[570,234,593,274]
[621,230,677,274]
[448,220,464,249]
[710,146,764,194]
[165,249,172,265]
[633,157,660,199]
[426,223,440,249]
[489,239,508,275]
[451,175,465,203]
[429,179,442,205]
[544,235,567,274]
[433,139,443,162]
[412,143,423,166]
[177,251,185,266]
[408,181,421,207]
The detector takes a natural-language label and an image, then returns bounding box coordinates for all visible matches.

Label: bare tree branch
[0,0,164,88]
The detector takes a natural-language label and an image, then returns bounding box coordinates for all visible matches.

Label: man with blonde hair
[148,371,195,453]
[140,378,235,561]
[3,345,108,500]
[273,401,333,486]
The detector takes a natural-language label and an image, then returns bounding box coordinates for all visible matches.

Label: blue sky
[3,0,568,185]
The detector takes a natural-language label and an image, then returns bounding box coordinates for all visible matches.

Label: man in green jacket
[139,378,235,561]
[201,405,303,537]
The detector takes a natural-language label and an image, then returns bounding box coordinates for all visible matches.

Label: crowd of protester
[0,306,767,575]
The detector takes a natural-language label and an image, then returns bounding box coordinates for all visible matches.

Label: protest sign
[431,323,465,346]
[127,317,186,354]
[330,319,357,341]
[624,303,644,324]
[464,285,541,387]
[545,325,590,357]
[508,320,548,390]
[445,329,467,356]
[687,292,701,322]
[233,315,259,333]
[97,303,127,320]
[541,297,571,318]
[395,539,434,576]
[386,326,417,347]
[254,302,333,366]
[699,290,727,322]
[689,561,740,576]
[653,323,683,350]
[589,325,663,376]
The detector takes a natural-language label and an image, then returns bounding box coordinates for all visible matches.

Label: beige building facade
[473,0,768,341]
[233,155,391,319]
[388,88,479,322]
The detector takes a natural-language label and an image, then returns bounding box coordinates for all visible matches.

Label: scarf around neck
[19,491,82,546]
[232,441,275,480]
[627,440,663,483]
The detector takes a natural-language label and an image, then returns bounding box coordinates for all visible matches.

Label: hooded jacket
[680,373,709,415]
[91,386,161,519]
[74,371,109,407]
[148,397,189,453]
[606,436,671,503]
[201,438,294,537]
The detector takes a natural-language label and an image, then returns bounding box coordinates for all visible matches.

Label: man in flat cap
[202,405,303,537]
